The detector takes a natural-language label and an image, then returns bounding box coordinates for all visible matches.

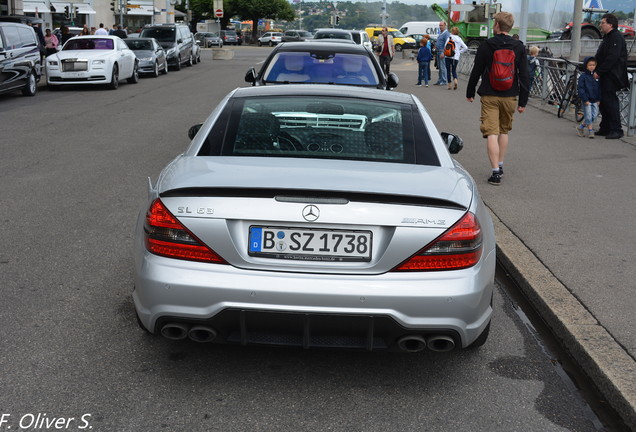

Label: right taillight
[144,198,227,264]
[392,212,482,271]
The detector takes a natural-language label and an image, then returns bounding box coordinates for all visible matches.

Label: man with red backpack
[466,11,529,186]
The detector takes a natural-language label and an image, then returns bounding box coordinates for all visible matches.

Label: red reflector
[393,212,482,272]
[144,199,226,264]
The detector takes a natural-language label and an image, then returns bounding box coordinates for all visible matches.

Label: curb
[489,207,636,430]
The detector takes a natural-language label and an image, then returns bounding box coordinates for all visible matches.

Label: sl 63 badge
[177,206,214,215]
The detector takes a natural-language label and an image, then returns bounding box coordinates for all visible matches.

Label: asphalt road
[0,47,618,431]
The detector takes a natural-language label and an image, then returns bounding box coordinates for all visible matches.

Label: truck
[550,8,635,40]
[431,2,550,49]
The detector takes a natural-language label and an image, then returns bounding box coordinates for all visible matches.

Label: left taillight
[144,198,227,264]
[392,212,483,272]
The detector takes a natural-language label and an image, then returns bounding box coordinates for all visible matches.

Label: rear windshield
[140,27,175,42]
[197,95,439,166]
[263,52,380,86]
[63,38,113,50]
[125,39,152,50]
[314,31,352,40]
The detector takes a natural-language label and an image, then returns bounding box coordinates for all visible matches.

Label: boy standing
[416,36,432,87]
[576,57,600,138]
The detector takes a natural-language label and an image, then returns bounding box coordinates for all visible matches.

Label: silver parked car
[124,37,168,77]
[133,85,495,352]
[257,31,283,46]
[195,32,223,48]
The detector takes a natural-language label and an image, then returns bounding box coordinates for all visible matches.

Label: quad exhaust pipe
[160,323,217,343]
[397,334,456,352]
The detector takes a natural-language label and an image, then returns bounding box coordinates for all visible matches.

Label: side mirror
[386,72,399,89]
[177,39,183,44]
[440,132,463,154]
[188,124,202,140]
[244,67,257,85]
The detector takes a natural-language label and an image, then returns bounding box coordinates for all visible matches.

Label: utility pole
[381,0,386,27]
[519,0,528,43]
[570,0,584,62]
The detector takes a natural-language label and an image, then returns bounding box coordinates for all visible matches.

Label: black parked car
[0,21,41,96]
[245,41,398,90]
[220,30,242,46]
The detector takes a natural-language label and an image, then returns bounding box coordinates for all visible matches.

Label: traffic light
[110,1,119,12]
[63,5,69,19]
[335,16,340,26]
[74,7,79,16]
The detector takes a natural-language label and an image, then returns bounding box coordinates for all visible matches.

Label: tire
[127,62,139,84]
[467,39,481,50]
[174,56,181,71]
[161,61,169,75]
[257,40,262,46]
[269,41,273,47]
[186,53,193,67]
[107,64,119,90]
[21,70,37,96]
[395,44,403,52]
[581,27,600,40]
[467,322,490,349]
[152,61,159,78]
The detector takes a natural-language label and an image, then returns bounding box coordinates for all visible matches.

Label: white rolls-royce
[46,36,139,90]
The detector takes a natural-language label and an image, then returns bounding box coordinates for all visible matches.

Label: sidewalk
[392,58,636,429]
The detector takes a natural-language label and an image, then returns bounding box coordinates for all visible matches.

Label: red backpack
[490,47,516,91]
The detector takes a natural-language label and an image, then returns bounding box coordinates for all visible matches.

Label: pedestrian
[109,24,117,36]
[375,27,394,75]
[90,26,96,35]
[465,11,529,186]
[95,23,108,35]
[60,25,73,45]
[444,26,468,90]
[80,24,90,36]
[435,21,450,86]
[527,45,540,92]
[44,28,59,56]
[112,25,128,39]
[593,13,629,140]
[576,57,601,139]
[416,35,432,87]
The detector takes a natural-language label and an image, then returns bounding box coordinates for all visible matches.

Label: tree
[228,0,296,42]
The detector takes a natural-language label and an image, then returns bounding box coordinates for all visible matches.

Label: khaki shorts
[479,95,517,138]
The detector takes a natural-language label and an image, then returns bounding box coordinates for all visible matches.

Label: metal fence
[456,50,636,137]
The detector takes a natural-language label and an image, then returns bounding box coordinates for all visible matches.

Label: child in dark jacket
[416,36,432,87]
[577,57,601,138]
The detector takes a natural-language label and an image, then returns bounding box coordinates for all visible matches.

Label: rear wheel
[108,64,119,90]
[257,40,262,46]
[22,70,37,96]
[152,61,159,77]
[174,56,181,71]
[395,44,403,52]
[186,53,193,67]
[269,41,273,47]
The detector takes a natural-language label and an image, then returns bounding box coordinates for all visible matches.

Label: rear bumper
[133,248,495,349]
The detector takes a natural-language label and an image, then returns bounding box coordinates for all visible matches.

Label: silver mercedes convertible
[133,84,495,352]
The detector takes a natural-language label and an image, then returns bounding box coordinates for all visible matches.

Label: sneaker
[498,167,504,176]
[425,84,429,87]
[588,130,595,139]
[576,126,585,137]
[416,84,422,87]
[487,173,501,185]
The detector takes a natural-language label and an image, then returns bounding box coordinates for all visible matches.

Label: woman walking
[444,27,468,90]
[44,28,59,57]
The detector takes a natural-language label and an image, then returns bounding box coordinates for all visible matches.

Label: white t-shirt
[95,28,109,35]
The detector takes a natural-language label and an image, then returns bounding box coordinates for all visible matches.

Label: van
[140,24,195,70]
[399,22,441,39]
[365,27,416,51]
[0,21,41,96]
[348,30,372,50]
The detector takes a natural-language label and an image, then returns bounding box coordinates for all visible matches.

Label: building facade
[2,0,182,32]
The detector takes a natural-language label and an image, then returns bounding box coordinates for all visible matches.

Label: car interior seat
[275,54,310,82]
[364,121,403,159]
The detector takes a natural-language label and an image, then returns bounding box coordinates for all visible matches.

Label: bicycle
[556,57,584,123]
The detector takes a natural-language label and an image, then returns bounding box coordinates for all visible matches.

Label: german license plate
[66,72,84,78]
[249,226,372,262]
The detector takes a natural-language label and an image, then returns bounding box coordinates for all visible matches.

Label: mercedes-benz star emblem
[302,205,320,222]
